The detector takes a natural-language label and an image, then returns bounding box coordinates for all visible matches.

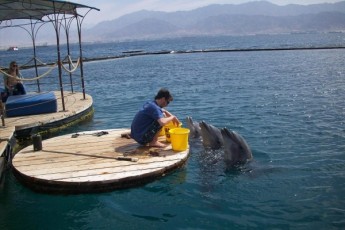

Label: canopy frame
[0,0,99,111]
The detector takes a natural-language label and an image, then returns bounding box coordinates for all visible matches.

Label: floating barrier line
[82,46,345,63]
[5,46,345,71]
[21,57,47,68]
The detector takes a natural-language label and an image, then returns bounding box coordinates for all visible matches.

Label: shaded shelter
[0,0,99,110]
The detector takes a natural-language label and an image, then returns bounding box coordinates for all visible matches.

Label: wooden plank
[31,158,184,181]
[16,154,185,177]
[0,126,14,157]
[12,129,190,192]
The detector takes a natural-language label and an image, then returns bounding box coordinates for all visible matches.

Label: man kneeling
[131,88,180,148]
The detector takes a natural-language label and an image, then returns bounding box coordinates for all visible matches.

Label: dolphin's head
[186,116,201,138]
[221,128,253,166]
[199,121,223,149]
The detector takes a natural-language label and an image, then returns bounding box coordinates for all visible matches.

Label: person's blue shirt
[131,100,164,144]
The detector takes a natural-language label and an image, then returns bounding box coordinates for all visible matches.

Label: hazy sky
[74,0,343,27]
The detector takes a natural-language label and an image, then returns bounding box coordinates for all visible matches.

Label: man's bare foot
[148,141,167,148]
[121,132,131,139]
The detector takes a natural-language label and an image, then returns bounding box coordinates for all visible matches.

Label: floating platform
[12,129,190,194]
[0,91,93,141]
[0,91,93,179]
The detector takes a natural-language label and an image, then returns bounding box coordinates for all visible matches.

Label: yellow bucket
[164,122,182,142]
[169,128,190,151]
[158,127,165,136]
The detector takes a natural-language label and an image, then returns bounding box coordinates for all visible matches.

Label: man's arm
[158,109,180,126]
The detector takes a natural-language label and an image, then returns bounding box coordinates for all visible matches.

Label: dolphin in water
[220,127,253,166]
[186,117,253,166]
[199,121,224,149]
[185,116,201,138]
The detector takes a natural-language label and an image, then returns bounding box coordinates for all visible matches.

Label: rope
[0,63,58,81]
[61,55,80,73]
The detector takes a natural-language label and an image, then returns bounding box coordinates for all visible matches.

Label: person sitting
[3,61,26,101]
[131,88,180,148]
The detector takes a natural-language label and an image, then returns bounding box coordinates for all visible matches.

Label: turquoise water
[1,34,345,229]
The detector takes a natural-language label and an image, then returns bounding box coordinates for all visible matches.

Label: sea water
[1,33,345,229]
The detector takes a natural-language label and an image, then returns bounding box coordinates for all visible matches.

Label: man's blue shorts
[140,120,162,145]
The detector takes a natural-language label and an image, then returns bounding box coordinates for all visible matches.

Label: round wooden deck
[12,129,190,194]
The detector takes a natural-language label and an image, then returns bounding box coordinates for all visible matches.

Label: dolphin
[220,127,253,166]
[185,116,201,138]
[199,121,224,149]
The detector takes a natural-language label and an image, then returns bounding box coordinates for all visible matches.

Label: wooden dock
[8,91,93,139]
[12,129,190,194]
[0,91,93,178]
[0,126,15,158]
[0,91,93,142]
[0,125,14,179]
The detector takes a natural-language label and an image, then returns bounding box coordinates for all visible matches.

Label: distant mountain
[103,18,179,39]
[84,1,345,42]
[2,1,345,47]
